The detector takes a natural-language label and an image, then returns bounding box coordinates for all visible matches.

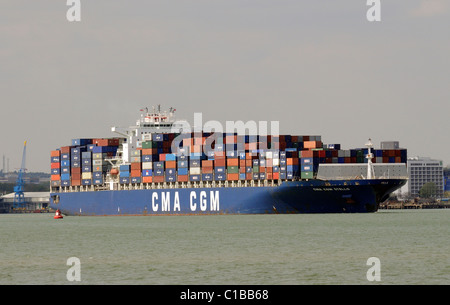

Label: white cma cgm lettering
[151,191,220,212]
[190,191,220,211]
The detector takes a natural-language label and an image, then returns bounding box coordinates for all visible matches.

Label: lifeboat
[110,168,119,176]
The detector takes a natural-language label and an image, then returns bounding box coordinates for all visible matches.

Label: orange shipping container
[143,176,153,183]
[51,175,61,181]
[178,175,188,182]
[131,163,141,170]
[273,173,279,180]
[141,148,153,155]
[304,141,322,149]
[51,163,61,169]
[301,150,314,158]
[202,160,213,168]
[130,170,141,177]
[71,179,81,186]
[166,161,176,168]
[51,150,61,157]
[202,167,213,174]
[227,173,239,181]
[227,158,239,166]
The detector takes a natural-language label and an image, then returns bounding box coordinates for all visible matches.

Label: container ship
[49,106,407,215]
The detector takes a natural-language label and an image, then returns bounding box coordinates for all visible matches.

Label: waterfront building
[407,157,444,198]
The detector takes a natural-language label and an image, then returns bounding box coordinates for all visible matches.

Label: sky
[1,0,449,173]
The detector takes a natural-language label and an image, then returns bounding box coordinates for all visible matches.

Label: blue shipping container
[178,168,188,175]
[142,169,152,177]
[119,165,130,172]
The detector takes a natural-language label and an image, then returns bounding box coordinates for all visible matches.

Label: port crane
[13,141,27,209]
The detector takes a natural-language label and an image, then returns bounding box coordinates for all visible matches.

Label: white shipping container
[142,162,152,169]
[93,159,107,166]
[190,167,201,175]
[82,172,92,180]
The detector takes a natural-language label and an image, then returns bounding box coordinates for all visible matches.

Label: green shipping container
[227,166,239,174]
[142,141,157,149]
[301,171,314,179]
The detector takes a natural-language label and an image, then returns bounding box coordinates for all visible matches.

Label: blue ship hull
[50,178,406,215]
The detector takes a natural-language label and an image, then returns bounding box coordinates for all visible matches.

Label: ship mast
[365,138,375,179]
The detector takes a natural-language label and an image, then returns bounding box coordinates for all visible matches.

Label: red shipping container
[71,167,81,174]
[51,162,61,169]
[72,173,81,180]
[246,173,253,180]
[301,150,314,158]
[153,176,164,183]
[60,146,72,154]
[214,159,226,167]
[273,173,279,180]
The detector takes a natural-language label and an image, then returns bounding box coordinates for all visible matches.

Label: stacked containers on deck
[52,133,408,187]
[70,145,85,186]
[60,146,72,186]
[130,149,141,184]
[50,150,61,186]
[81,150,92,186]
[119,164,130,184]
[165,153,177,182]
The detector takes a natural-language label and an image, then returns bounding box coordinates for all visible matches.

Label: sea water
[0,210,449,285]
